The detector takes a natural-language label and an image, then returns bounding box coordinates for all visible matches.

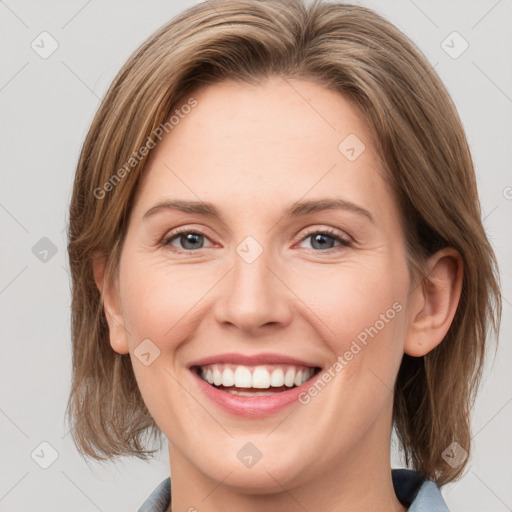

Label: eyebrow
[143,198,374,224]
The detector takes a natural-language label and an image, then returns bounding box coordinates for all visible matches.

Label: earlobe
[92,253,129,355]
[404,248,463,357]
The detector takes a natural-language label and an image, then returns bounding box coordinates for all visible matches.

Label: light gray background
[1,0,511,511]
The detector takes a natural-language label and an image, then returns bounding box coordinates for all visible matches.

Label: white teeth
[252,366,270,388]
[270,368,285,387]
[222,368,235,387]
[198,364,315,389]
[284,368,296,387]
[213,367,223,386]
[234,366,252,388]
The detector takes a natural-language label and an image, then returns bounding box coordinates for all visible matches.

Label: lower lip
[190,369,320,418]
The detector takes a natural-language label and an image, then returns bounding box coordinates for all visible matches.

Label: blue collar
[138,469,450,511]
[392,469,450,511]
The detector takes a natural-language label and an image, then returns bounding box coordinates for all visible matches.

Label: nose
[213,241,293,334]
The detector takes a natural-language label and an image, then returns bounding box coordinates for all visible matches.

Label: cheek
[120,256,215,346]
[118,258,206,431]
[292,257,408,375]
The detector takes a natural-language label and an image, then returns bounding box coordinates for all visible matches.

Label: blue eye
[162,227,352,253]
[163,231,210,251]
[299,230,352,251]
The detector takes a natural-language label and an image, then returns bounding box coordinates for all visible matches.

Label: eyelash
[161,226,353,254]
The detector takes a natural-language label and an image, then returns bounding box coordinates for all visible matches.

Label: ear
[92,253,129,355]
[404,248,463,357]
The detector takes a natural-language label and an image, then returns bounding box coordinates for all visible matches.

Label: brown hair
[66,0,501,485]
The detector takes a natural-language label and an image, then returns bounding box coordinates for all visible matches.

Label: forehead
[132,77,392,222]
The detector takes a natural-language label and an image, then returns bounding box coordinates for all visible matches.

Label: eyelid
[161,225,217,249]
[295,226,353,245]
[161,224,353,252]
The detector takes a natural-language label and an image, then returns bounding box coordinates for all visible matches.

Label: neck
[166,413,406,512]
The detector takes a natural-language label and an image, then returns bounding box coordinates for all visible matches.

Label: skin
[94,76,462,512]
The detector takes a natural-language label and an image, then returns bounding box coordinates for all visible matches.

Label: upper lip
[188,352,321,368]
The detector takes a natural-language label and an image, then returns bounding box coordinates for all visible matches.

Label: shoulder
[138,477,171,512]
[392,469,451,511]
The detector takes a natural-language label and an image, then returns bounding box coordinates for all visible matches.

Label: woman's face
[109,77,416,491]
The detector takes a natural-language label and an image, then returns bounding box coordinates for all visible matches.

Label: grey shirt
[137,469,450,511]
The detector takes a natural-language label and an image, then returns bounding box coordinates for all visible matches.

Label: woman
[66,0,501,510]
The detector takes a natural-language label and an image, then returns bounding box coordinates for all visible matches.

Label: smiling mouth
[192,363,321,396]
